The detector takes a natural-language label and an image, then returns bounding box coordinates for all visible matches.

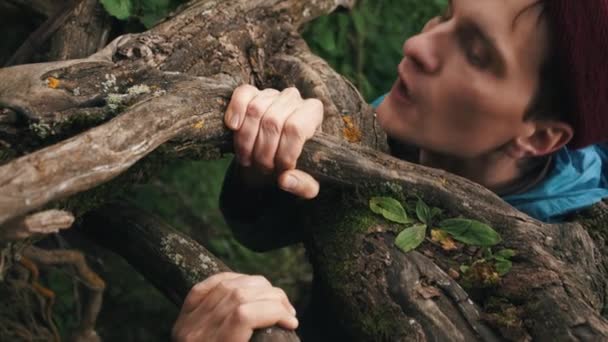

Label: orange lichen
[342,115,362,143]
[193,120,205,129]
[46,77,60,89]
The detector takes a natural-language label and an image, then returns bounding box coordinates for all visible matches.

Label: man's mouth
[397,78,410,99]
[394,73,413,104]
[393,57,415,103]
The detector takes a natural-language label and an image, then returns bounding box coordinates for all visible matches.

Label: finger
[213,286,295,321]
[234,89,280,166]
[203,286,296,333]
[216,301,299,342]
[252,88,301,172]
[274,98,323,171]
[180,272,241,314]
[191,275,272,317]
[278,169,320,199]
[225,84,259,130]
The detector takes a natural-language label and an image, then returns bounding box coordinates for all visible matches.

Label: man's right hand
[172,272,298,342]
[224,85,324,199]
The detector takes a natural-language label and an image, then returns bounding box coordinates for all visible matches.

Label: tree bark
[0,0,607,341]
[80,202,300,342]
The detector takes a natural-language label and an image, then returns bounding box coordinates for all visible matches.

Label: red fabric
[545,0,608,148]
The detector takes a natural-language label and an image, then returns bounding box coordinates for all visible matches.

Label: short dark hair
[523,2,574,127]
[518,3,574,172]
[523,44,574,126]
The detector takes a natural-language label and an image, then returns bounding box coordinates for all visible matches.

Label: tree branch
[48,0,114,61]
[79,202,300,342]
[4,0,81,66]
[0,0,606,339]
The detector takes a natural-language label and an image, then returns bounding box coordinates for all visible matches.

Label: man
[173,0,608,340]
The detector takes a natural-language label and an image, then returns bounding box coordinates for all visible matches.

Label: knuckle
[305,98,324,115]
[283,122,305,143]
[274,287,288,300]
[217,280,232,292]
[232,304,250,324]
[246,100,267,119]
[260,116,282,136]
[231,288,248,303]
[262,88,280,95]
[235,84,257,95]
[232,85,256,103]
[282,87,300,98]
[191,281,206,292]
[251,275,271,286]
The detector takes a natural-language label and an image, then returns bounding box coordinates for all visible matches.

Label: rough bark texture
[48,0,114,61]
[80,202,300,342]
[0,0,607,341]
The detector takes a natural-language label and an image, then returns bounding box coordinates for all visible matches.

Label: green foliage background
[51,0,448,340]
[303,0,447,101]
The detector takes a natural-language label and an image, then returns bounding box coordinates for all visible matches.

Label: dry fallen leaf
[431,229,458,251]
[416,284,442,299]
[448,268,460,280]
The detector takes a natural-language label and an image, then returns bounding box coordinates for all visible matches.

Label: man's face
[376,0,549,158]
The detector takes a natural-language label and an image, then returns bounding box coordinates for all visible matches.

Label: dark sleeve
[219,160,306,252]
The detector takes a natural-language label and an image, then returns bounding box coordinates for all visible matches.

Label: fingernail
[230,113,240,128]
[282,175,298,191]
[290,306,297,315]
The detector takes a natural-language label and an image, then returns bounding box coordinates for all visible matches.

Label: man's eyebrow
[452,0,506,76]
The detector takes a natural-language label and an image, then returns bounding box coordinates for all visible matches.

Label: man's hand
[225,85,324,199]
[172,272,298,342]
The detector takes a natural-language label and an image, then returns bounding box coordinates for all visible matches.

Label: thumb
[278,169,319,199]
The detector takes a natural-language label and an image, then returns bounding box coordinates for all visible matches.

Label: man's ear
[507,121,574,158]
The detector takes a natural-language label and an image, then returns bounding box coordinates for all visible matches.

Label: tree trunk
[0,0,607,341]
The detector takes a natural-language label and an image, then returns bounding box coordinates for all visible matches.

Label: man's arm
[219,160,307,252]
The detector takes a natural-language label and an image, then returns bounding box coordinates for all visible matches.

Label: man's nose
[402,32,442,74]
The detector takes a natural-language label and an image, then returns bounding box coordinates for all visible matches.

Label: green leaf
[438,218,501,246]
[495,249,516,259]
[100,0,133,19]
[369,197,410,224]
[394,224,427,253]
[494,258,512,276]
[416,198,432,224]
[460,265,470,274]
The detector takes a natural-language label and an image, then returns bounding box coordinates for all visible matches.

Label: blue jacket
[503,145,608,222]
[371,95,608,222]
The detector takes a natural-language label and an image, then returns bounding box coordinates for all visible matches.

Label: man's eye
[466,42,490,69]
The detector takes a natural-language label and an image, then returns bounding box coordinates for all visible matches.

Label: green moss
[57,109,110,128]
[304,195,413,339]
